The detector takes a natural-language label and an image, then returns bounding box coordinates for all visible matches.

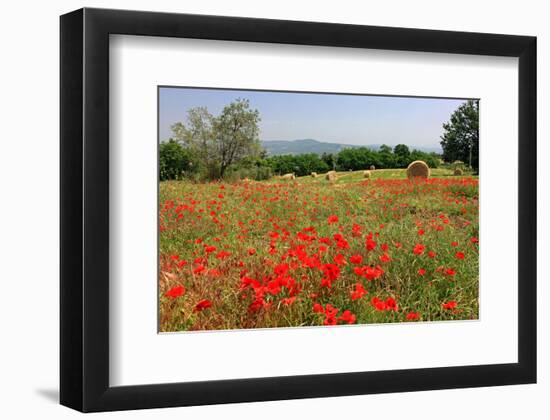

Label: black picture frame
[60,7,537,412]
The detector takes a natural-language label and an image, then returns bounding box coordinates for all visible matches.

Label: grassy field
[159,169,479,332]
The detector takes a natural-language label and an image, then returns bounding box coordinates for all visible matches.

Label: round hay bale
[325,170,337,182]
[406,160,430,180]
[369,165,376,171]
[363,170,371,179]
[281,173,295,180]
[452,160,464,169]
[311,172,318,178]
[453,168,463,176]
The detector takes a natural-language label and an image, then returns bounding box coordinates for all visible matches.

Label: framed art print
[60,8,536,412]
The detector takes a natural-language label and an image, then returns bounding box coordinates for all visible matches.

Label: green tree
[410,150,439,168]
[321,152,336,171]
[336,147,380,170]
[440,100,479,170]
[159,139,194,180]
[393,144,411,168]
[214,99,261,178]
[378,144,396,168]
[171,106,216,177]
[266,154,329,176]
[171,99,261,179]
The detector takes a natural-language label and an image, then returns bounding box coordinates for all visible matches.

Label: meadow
[159,168,479,332]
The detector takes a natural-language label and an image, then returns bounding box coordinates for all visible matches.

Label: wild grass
[159,170,479,332]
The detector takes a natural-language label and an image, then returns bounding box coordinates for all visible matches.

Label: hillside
[261,139,441,155]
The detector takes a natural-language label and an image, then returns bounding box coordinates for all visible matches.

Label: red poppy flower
[352,223,362,237]
[319,237,331,245]
[417,268,426,276]
[177,260,187,268]
[322,304,339,325]
[451,241,459,247]
[313,303,324,313]
[371,297,386,311]
[365,238,377,251]
[334,254,347,266]
[350,255,363,265]
[350,283,367,300]
[406,311,420,320]
[281,297,297,306]
[379,253,391,263]
[194,299,212,312]
[445,268,456,276]
[442,300,457,310]
[193,264,206,274]
[165,285,185,299]
[247,248,256,255]
[385,297,398,311]
[321,263,340,281]
[274,263,289,275]
[338,310,356,324]
[324,315,338,326]
[418,229,425,236]
[327,215,339,224]
[336,239,350,249]
[455,251,465,260]
[413,243,425,255]
[216,250,231,260]
[428,251,436,258]
[169,255,179,261]
[204,245,217,254]
[364,265,385,281]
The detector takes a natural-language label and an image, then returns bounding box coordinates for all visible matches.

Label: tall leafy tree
[393,144,411,168]
[171,99,261,179]
[213,99,261,178]
[440,100,479,170]
[378,144,396,168]
[171,106,216,176]
[321,152,336,171]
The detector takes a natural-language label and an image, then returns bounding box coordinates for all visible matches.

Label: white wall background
[0,0,547,418]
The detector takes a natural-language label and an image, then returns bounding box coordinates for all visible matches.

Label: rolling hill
[261,139,441,156]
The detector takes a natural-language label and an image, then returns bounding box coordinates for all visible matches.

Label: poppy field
[159,170,479,332]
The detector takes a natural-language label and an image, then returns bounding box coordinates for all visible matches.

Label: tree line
[160,98,478,181]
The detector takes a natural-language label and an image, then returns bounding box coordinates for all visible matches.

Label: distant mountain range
[261,139,442,156]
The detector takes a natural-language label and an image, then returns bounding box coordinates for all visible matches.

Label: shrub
[224,164,273,182]
[159,139,195,180]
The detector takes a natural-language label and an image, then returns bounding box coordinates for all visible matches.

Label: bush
[266,154,329,177]
[159,139,195,180]
[224,159,273,182]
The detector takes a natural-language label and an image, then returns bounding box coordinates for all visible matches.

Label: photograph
[158,87,480,332]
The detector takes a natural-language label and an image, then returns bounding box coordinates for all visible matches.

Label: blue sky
[159,87,469,149]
